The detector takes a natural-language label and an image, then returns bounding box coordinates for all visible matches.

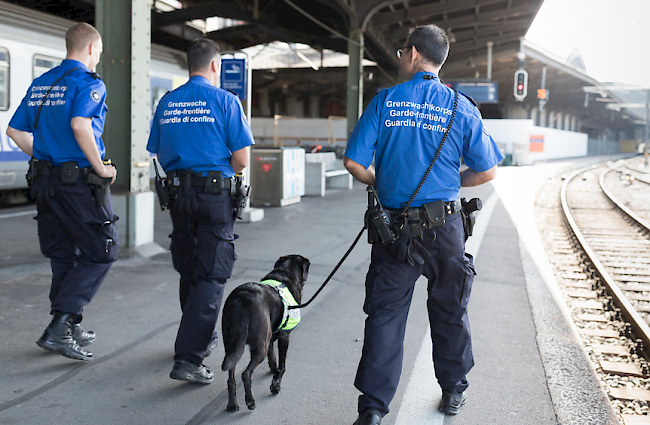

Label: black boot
[36,313,93,361]
[71,323,95,347]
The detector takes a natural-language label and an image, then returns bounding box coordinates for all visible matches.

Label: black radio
[367,186,396,245]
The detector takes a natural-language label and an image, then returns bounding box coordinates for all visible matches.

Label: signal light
[513,69,528,101]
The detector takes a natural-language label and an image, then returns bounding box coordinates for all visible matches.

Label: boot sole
[169,370,213,384]
[440,396,467,415]
[36,339,92,361]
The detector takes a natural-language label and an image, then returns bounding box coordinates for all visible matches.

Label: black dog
[221,254,310,412]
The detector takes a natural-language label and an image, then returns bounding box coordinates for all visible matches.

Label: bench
[304,152,353,196]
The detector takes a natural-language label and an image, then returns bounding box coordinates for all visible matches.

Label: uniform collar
[61,59,90,72]
[411,71,439,82]
[189,75,213,87]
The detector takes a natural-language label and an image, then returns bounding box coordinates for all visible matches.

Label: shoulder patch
[87,71,102,80]
[90,89,102,103]
[459,90,477,107]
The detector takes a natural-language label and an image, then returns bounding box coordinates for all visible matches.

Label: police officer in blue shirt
[6,23,118,362]
[147,38,254,384]
[344,25,504,424]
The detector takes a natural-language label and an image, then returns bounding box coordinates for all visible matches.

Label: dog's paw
[246,400,256,410]
[270,381,281,394]
[226,404,239,412]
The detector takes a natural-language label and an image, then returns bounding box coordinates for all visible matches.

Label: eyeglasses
[396,45,412,59]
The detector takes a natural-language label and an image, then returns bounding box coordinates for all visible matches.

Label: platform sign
[220,58,247,99]
[447,82,498,104]
[530,134,544,152]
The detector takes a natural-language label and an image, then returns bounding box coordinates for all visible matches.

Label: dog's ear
[299,257,310,283]
[274,255,288,270]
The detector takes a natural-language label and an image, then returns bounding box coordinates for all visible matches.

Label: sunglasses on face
[396,45,412,59]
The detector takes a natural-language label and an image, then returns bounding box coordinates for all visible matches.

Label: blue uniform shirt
[345,72,504,209]
[147,75,255,177]
[9,59,108,168]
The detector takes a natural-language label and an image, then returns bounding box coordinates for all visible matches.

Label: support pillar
[96,0,161,255]
[257,88,271,116]
[346,29,364,137]
[309,95,321,118]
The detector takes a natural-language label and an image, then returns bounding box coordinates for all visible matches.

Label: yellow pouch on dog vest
[261,279,301,331]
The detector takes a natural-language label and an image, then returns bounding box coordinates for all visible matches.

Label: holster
[86,172,112,208]
[26,157,38,187]
[232,174,250,220]
[460,197,482,241]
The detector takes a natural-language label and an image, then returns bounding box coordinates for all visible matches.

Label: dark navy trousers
[355,212,476,416]
[37,177,118,316]
[170,188,236,366]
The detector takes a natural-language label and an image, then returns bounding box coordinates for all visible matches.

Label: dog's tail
[221,313,249,372]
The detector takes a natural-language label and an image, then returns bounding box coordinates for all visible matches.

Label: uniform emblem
[90,90,101,103]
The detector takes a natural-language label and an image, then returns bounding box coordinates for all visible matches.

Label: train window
[152,86,169,113]
[33,55,62,79]
[0,48,8,111]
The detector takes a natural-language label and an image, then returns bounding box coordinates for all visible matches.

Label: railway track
[536,157,650,424]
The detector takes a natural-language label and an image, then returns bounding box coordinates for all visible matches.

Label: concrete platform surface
[0,155,627,425]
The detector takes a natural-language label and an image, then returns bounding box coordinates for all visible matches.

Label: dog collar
[261,279,301,331]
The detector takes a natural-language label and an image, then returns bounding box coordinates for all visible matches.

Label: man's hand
[96,163,117,185]
[71,116,114,182]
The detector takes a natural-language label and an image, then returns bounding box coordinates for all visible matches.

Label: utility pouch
[204,170,224,194]
[422,200,446,228]
[61,161,79,185]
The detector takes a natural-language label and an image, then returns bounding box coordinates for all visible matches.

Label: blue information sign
[447,81,498,104]
[220,58,247,99]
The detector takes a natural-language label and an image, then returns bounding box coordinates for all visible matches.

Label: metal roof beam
[418,4,539,31]
[152,1,276,28]
[385,17,529,45]
[373,0,507,27]
[451,34,521,55]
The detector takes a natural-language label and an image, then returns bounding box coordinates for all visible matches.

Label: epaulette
[458,90,477,107]
[87,71,102,80]
[226,89,239,98]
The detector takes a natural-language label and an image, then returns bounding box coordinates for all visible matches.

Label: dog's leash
[287,225,366,310]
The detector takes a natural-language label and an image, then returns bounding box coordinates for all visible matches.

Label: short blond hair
[65,23,101,52]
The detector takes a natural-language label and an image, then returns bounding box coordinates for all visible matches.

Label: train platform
[0,156,628,425]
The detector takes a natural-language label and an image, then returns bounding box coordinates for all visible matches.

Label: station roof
[9,0,544,80]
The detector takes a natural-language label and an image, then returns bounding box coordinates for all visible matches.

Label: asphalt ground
[0,156,629,424]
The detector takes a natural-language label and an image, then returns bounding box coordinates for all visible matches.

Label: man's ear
[212,59,219,72]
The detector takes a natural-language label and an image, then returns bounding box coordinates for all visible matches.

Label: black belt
[389,199,462,227]
[166,175,233,189]
[390,199,461,216]
[47,166,91,179]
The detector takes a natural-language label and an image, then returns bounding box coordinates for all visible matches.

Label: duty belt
[48,166,92,180]
[390,199,461,220]
[166,172,233,189]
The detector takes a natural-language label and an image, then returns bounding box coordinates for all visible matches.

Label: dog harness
[261,279,301,331]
